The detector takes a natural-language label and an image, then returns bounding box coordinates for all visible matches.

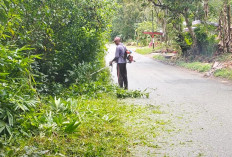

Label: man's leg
[117,64,123,88]
[119,63,128,89]
[122,63,128,89]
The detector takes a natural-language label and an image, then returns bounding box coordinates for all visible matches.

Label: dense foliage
[112,0,232,57]
[1,0,117,89]
[0,0,138,155]
[0,1,151,155]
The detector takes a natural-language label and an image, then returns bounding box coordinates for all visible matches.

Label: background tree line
[111,0,232,57]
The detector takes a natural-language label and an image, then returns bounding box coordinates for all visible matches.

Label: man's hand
[109,61,113,66]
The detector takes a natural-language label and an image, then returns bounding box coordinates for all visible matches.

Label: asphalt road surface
[106,44,232,157]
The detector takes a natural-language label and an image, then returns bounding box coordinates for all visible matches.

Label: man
[110,37,128,89]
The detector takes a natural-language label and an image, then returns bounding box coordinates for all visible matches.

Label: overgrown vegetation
[0,92,154,156]
[1,0,232,155]
[112,0,231,57]
[0,0,155,156]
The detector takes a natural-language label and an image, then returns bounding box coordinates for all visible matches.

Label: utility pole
[152,9,155,49]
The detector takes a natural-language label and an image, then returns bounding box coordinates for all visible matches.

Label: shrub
[0,45,40,136]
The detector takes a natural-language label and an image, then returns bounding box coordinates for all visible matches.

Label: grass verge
[136,47,153,55]
[1,86,168,156]
[177,62,212,72]
[153,55,212,73]
[153,55,166,61]
[214,69,232,80]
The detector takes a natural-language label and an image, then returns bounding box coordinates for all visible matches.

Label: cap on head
[114,37,121,42]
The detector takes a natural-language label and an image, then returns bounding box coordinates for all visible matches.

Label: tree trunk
[226,1,231,53]
[183,9,199,55]
[204,0,209,20]
[218,0,231,54]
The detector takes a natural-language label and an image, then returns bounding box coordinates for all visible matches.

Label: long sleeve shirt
[113,43,127,64]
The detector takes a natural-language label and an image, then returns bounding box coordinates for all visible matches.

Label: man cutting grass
[110,37,128,89]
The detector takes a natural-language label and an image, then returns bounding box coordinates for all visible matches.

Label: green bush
[0,0,115,89]
[194,25,218,56]
[0,1,154,156]
[0,45,40,136]
[0,0,116,137]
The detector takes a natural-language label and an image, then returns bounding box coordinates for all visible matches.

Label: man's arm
[112,46,120,62]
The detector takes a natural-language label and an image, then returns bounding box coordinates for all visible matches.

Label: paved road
[106,44,232,157]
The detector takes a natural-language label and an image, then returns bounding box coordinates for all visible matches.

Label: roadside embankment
[132,46,232,81]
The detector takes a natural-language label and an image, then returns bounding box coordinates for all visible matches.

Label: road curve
[106,44,232,157]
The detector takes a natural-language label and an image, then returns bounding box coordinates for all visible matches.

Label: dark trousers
[117,63,128,89]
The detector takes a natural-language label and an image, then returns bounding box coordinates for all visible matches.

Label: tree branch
[148,0,182,14]
[147,0,168,9]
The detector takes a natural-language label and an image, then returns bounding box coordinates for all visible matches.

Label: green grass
[177,62,212,72]
[214,68,232,80]
[153,55,166,61]
[136,47,153,55]
[135,44,173,55]
[1,91,168,156]
[1,95,131,156]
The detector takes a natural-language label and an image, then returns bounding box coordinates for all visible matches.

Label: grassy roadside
[135,47,232,80]
[153,55,212,73]
[214,69,232,80]
[1,85,168,156]
[135,45,167,55]
[135,46,212,73]
[177,62,212,72]
[136,47,154,55]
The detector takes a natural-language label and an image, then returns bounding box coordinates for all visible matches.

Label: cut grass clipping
[117,88,149,99]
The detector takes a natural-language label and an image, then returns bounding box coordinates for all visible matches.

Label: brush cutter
[90,50,135,76]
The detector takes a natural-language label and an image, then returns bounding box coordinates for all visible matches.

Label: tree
[148,0,204,55]
[111,0,153,40]
[218,0,232,54]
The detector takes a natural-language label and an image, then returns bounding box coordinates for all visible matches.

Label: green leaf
[3,0,10,9]
[5,124,12,135]
[64,120,81,134]
[6,111,13,126]
[0,73,9,76]
[0,9,7,24]
[0,126,5,134]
